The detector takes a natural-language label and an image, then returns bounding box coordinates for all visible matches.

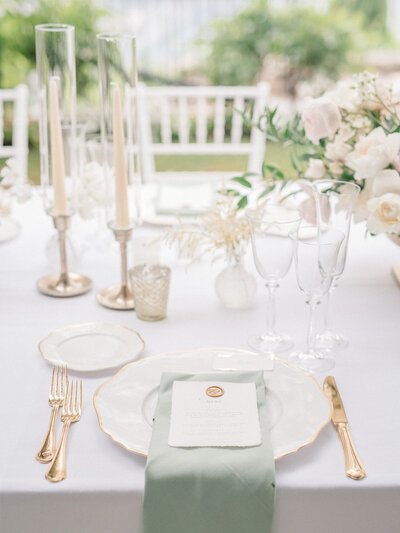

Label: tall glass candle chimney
[97,32,141,227]
[35,24,78,215]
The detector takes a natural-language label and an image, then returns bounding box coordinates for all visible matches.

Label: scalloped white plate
[94,348,331,459]
[39,322,145,372]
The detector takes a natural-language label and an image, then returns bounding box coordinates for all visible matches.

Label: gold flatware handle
[36,406,59,463]
[45,421,71,483]
[336,422,366,480]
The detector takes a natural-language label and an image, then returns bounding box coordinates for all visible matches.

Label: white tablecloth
[1,199,400,533]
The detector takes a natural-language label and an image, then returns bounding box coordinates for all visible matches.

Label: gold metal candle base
[96,283,134,310]
[37,273,92,298]
[37,213,92,298]
[96,222,135,310]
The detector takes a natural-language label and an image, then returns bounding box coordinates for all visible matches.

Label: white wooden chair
[136,83,269,184]
[0,85,29,179]
[134,83,269,218]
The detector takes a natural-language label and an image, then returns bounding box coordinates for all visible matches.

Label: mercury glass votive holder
[129,265,171,321]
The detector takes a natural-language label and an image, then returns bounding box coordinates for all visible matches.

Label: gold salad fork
[36,366,68,463]
[45,380,82,483]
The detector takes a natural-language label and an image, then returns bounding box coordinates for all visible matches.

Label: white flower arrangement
[0,158,31,213]
[76,161,110,220]
[244,72,400,237]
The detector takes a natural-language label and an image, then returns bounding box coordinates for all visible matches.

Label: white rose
[301,97,341,145]
[325,137,352,162]
[0,157,21,187]
[352,180,373,223]
[366,193,400,235]
[325,81,361,113]
[345,127,400,180]
[305,158,326,179]
[371,169,400,196]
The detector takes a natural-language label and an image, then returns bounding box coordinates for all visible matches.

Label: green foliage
[331,0,388,34]
[205,0,273,86]
[204,0,394,88]
[0,0,107,95]
[204,0,272,86]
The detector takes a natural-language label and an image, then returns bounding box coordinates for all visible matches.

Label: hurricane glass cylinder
[35,24,78,215]
[97,33,141,228]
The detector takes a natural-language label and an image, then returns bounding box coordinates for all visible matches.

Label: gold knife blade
[324,375,348,424]
[324,376,366,480]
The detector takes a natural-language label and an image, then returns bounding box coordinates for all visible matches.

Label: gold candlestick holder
[96,222,135,310]
[37,213,92,297]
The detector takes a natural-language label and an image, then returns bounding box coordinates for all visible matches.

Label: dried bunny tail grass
[163,194,267,264]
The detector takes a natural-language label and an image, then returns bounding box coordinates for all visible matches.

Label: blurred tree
[331,0,388,34]
[0,0,107,96]
[204,0,394,92]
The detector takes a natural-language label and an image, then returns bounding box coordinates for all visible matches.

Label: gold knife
[323,376,366,480]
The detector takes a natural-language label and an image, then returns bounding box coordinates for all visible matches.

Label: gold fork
[45,380,82,483]
[36,366,68,463]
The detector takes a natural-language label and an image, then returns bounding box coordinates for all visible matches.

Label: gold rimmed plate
[93,347,331,459]
[39,322,145,372]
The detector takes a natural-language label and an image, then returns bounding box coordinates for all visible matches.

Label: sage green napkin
[143,371,275,533]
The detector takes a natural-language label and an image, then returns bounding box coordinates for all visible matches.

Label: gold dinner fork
[36,365,68,463]
[45,380,82,483]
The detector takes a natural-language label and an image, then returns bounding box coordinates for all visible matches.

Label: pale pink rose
[301,97,341,145]
[297,179,330,225]
[305,158,326,179]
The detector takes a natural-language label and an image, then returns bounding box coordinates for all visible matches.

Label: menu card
[168,381,261,447]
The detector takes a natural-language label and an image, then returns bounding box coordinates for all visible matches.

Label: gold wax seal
[206,385,224,398]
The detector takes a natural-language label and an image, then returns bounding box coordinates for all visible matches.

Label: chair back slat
[178,97,189,143]
[133,83,269,182]
[195,97,207,144]
[160,96,172,144]
[213,96,225,144]
[0,85,28,179]
[231,96,244,144]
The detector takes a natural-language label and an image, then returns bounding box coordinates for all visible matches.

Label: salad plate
[39,322,145,372]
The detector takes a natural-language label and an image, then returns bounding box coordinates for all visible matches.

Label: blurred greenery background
[0,0,396,183]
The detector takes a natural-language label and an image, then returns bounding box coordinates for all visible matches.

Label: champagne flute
[247,206,301,353]
[288,226,344,373]
[312,180,360,350]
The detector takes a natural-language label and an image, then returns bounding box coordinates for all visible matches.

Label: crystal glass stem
[322,289,331,333]
[306,299,320,357]
[265,282,278,337]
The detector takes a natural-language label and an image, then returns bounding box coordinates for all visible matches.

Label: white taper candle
[49,76,68,215]
[112,83,130,228]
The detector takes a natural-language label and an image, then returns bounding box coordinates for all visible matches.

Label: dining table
[1,197,400,533]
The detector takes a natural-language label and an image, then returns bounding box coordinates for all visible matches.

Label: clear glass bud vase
[214,250,257,309]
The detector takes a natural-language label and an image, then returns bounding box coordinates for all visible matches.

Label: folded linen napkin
[143,371,275,533]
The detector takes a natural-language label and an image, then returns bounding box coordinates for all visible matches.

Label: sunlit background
[0,0,398,182]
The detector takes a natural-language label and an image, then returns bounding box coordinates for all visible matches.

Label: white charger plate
[39,322,145,372]
[94,347,331,459]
